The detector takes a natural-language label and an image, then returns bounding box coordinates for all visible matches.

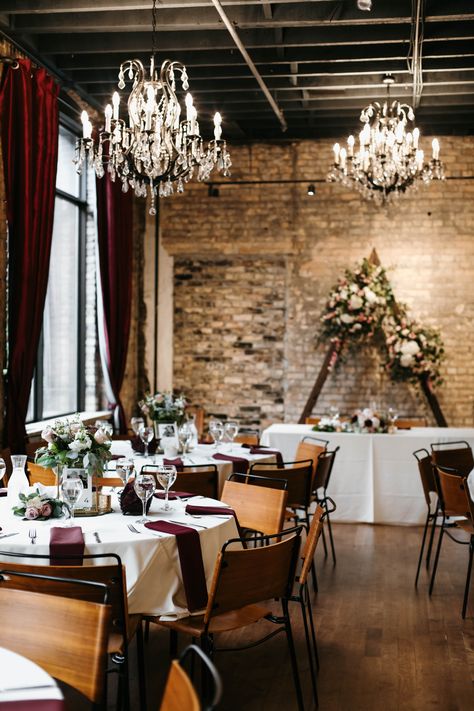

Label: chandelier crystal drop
[74,3,231,215]
[327,75,444,206]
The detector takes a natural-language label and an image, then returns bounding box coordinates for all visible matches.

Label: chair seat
[151,603,270,637]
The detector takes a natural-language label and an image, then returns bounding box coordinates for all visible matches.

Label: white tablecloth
[0,495,238,618]
[261,424,474,525]
[0,646,63,704]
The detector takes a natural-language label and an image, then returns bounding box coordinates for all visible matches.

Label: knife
[0,532,20,539]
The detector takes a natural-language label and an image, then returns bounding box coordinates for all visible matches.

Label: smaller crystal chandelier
[327,75,444,206]
[74,0,231,215]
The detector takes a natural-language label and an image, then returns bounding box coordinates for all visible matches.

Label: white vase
[7,455,29,506]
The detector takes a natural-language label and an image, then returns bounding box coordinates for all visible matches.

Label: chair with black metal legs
[295,436,329,481]
[413,448,440,587]
[147,526,306,711]
[428,466,474,618]
[431,440,474,476]
[160,644,222,711]
[141,462,219,500]
[313,448,339,565]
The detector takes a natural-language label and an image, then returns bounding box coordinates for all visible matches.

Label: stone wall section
[160,136,474,427]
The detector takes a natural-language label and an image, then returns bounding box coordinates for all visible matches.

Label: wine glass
[209,420,224,450]
[133,473,156,523]
[178,422,193,453]
[0,457,6,485]
[116,459,134,487]
[388,407,398,429]
[224,421,239,451]
[329,405,340,423]
[156,465,177,512]
[131,417,145,436]
[61,475,84,526]
[139,425,154,458]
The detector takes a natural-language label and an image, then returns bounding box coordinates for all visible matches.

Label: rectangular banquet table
[260,424,474,525]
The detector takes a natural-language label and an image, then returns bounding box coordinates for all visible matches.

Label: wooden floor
[71,523,474,710]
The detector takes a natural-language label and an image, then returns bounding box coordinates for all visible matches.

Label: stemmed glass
[95,420,113,437]
[178,423,193,453]
[133,473,156,524]
[156,465,177,512]
[0,457,6,485]
[224,421,239,451]
[139,425,154,458]
[209,420,224,450]
[61,475,84,526]
[116,459,134,488]
[131,417,145,436]
[388,407,398,430]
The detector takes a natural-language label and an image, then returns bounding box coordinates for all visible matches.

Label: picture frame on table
[157,422,179,446]
[63,468,96,513]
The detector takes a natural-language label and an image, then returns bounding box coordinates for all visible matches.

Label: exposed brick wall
[159,136,474,427]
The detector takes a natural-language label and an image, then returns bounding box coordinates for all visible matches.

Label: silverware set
[28,528,37,544]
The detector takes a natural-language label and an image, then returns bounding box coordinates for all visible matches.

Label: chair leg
[136,624,147,711]
[299,597,318,707]
[282,599,305,711]
[320,524,328,558]
[169,629,178,658]
[426,510,438,569]
[325,507,336,565]
[429,519,445,596]
[415,509,431,587]
[462,537,474,619]
[310,558,319,594]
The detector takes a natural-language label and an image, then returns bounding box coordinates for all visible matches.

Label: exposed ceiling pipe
[210,0,288,132]
[408,0,424,107]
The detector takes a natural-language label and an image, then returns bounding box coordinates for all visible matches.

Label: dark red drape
[96,174,133,432]
[0,59,59,452]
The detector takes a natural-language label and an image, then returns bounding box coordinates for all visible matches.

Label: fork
[127,523,141,534]
[28,528,37,545]
[128,523,165,537]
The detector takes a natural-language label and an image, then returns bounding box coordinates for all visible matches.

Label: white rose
[69,435,92,452]
[364,287,377,304]
[400,353,414,367]
[349,294,363,310]
[94,429,109,445]
[400,340,420,356]
[340,313,354,324]
[350,284,358,293]
[339,289,348,300]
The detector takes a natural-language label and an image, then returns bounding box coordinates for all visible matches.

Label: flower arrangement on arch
[35,415,113,473]
[320,258,395,345]
[139,391,187,425]
[384,317,444,386]
[13,489,65,521]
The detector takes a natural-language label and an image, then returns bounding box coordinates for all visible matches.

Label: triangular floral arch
[299,249,447,426]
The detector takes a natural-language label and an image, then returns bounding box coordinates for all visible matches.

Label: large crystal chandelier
[327,75,444,206]
[74,0,231,215]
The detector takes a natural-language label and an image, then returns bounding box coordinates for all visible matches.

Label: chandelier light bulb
[214,112,222,141]
[333,142,341,164]
[432,138,440,160]
[357,0,372,10]
[112,91,120,120]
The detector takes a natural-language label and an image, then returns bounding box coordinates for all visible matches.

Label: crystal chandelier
[74,0,231,215]
[327,75,444,206]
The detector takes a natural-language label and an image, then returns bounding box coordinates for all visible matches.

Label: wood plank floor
[72,523,474,710]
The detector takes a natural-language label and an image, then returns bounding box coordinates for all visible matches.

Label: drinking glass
[224,421,239,450]
[329,405,340,422]
[156,465,177,512]
[116,459,134,487]
[61,475,84,526]
[133,473,156,523]
[209,420,224,449]
[131,417,145,436]
[178,423,193,453]
[388,407,398,429]
[139,425,154,458]
[0,458,6,484]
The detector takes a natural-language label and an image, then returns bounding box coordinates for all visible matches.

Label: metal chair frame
[313,447,339,565]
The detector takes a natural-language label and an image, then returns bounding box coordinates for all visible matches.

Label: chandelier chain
[151,0,157,57]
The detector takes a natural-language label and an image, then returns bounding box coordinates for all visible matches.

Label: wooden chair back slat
[413,449,436,506]
[396,418,427,429]
[27,461,57,486]
[160,659,200,711]
[0,587,110,704]
[204,530,301,623]
[221,479,287,535]
[95,476,125,488]
[142,464,219,500]
[313,449,338,491]
[436,467,474,519]
[234,429,260,446]
[300,504,325,585]
[304,417,321,425]
[295,439,327,479]
[431,444,474,477]
[249,460,313,508]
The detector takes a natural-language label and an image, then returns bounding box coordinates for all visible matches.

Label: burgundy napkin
[185,504,243,536]
[154,490,194,500]
[144,521,207,612]
[0,702,64,711]
[120,481,153,515]
[131,435,157,455]
[50,526,85,566]
[242,444,284,467]
[212,452,248,474]
[163,457,184,472]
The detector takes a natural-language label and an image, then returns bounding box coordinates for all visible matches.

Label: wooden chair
[395,417,427,429]
[234,428,260,446]
[0,584,110,708]
[313,448,340,564]
[221,476,288,537]
[141,463,219,500]
[0,551,146,710]
[305,416,321,425]
[186,407,205,439]
[160,644,222,711]
[431,440,474,476]
[428,466,474,617]
[295,435,328,480]
[413,448,440,587]
[149,527,305,711]
[27,460,57,486]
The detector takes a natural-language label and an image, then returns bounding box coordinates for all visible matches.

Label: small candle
[333,142,340,164]
[413,127,419,149]
[81,110,90,139]
[112,91,120,121]
[104,104,112,133]
[214,112,222,141]
[416,149,424,170]
[347,135,355,157]
[185,93,194,122]
[340,147,347,169]
[432,138,440,160]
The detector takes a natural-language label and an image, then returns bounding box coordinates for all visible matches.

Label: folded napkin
[0,701,64,711]
[144,521,208,612]
[241,443,284,467]
[50,526,85,566]
[131,435,157,455]
[120,481,153,516]
[212,452,248,474]
[154,490,194,500]
[185,504,243,536]
[163,457,184,472]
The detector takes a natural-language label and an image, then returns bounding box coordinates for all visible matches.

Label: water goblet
[61,475,84,526]
[131,417,145,436]
[116,459,134,487]
[156,465,177,512]
[178,423,193,453]
[329,405,340,423]
[133,473,156,524]
[139,425,154,458]
[209,420,224,450]
[224,421,239,451]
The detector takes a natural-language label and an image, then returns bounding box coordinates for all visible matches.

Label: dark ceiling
[1,0,474,140]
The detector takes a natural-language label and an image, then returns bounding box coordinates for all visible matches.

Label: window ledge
[26,410,111,439]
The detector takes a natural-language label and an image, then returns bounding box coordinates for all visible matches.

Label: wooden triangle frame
[298,249,448,426]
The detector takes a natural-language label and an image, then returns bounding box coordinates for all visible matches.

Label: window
[27,121,100,422]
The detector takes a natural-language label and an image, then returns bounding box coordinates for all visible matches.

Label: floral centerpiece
[320,258,395,346]
[35,415,113,473]
[13,489,66,521]
[384,317,444,386]
[349,408,389,433]
[139,391,187,425]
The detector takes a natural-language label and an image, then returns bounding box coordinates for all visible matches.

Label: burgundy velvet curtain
[96,175,133,432]
[0,59,59,452]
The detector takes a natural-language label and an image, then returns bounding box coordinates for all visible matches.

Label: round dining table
[0,646,64,710]
[0,493,238,618]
